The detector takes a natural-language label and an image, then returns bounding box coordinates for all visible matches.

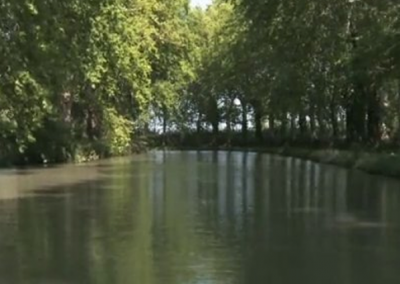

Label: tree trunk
[269,114,275,143]
[196,116,202,146]
[241,101,248,143]
[226,114,232,145]
[346,84,367,143]
[162,106,169,145]
[209,99,219,144]
[212,120,219,137]
[61,92,72,123]
[309,104,316,140]
[290,114,296,141]
[298,111,307,141]
[196,115,202,134]
[316,107,325,141]
[254,106,263,143]
[394,80,400,143]
[211,121,219,146]
[163,116,167,135]
[367,86,381,144]
[330,102,338,141]
[226,99,235,145]
[281,113,288,141]
[345,100,353,143]
[86,108,94,140]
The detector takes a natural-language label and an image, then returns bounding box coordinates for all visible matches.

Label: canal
[0,151,400,284]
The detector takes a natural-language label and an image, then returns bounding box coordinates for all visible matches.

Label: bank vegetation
[2,0,400,174]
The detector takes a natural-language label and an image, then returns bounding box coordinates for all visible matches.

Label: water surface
[1,151,400,284]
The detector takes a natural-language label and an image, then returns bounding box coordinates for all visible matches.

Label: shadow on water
[1,151,400,284]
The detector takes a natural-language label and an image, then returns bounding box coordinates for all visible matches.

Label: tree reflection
[0,152,400,284]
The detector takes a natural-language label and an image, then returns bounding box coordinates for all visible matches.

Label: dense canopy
[1,0,400,165]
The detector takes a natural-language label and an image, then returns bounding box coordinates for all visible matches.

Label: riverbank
[3,137,400,179]
[170,146,400,179]
[0,137,149,169]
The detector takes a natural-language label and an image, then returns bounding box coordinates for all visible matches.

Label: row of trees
[0,0,197,164]
[162,0,400,148]
[230,0,400,146]
[3,0,400,165]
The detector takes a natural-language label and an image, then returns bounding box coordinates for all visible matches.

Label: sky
[190,0,212,9]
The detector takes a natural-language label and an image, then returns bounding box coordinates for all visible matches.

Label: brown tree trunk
[281,113,288,141]
[212,120,219,137]
[346,84,367,143]
[269,114,275,142]
[316,107,326,141]
[367,86,381,144]
[309,104,316,140]
[298,111,307,141]
[290,114,296,141]
[330,102,338,141]
[241,101,248,143]
[254,107,263,143]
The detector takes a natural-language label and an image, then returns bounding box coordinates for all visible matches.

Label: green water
[1,151,400,284]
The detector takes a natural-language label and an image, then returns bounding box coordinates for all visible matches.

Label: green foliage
[173,0,400,147]
[101,108,134,157]
[3,0,400,166]
[0,0,192,165]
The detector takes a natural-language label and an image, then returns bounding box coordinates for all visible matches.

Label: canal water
[0,151,400,284]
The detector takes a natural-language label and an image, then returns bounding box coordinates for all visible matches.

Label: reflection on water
[1,151,400,284]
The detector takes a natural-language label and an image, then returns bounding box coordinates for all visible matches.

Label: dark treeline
[165,0,400,149]
[2,0,400,166]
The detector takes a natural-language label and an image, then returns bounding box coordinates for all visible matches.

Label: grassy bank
[169,145,400,179]
[268,147,400,178]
